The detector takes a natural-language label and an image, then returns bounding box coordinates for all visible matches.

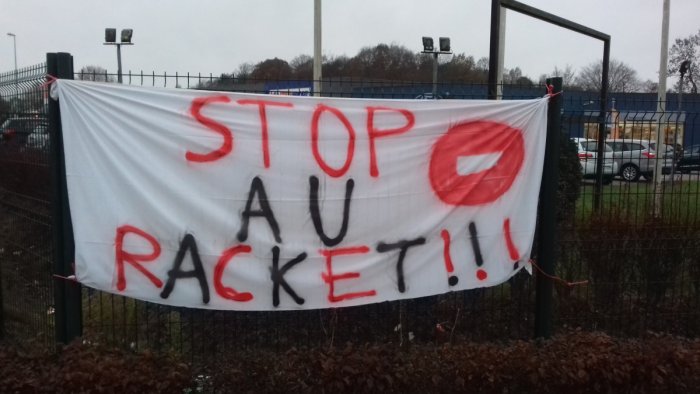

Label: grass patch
[576,180,700,223]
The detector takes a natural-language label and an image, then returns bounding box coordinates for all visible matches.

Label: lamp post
[7,33,17,97]
[313,0,322,97]
[421,36,452,99]
[103,28,133,83]
[653,0,670,217]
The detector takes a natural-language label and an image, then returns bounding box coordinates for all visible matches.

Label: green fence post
[534,77,562,339]
[48,52,82,345]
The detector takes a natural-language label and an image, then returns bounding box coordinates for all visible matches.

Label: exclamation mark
[503,218,521,269]
[440,229,459,286]
[469,222,487,281]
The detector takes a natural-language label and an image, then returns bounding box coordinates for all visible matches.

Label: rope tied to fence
[53,262,79,284]
[544,83,563,99]
[528,259,588,287]
[53,274,80,284]
[41,74,58,89]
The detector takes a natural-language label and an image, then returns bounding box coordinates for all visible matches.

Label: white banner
[52,80,548,310]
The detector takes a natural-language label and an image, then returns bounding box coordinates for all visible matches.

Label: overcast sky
[2,0,699,84]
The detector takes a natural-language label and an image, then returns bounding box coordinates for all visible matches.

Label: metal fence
[0,63,55,346]
[2,62,700,364]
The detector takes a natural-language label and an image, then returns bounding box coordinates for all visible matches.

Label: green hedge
[2,332,699,393]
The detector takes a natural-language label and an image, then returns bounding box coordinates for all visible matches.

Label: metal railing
[1,65,699,362]
[0,62,54,346]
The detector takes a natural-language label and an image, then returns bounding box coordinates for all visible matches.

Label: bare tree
[668,29,699,93]
[537,65,576,88]
[502,67,533,86]
[77,65,114,82]
[323,55,350,77]
[290,55,313,79]
[475,57,489,72]
[199,44,546,86]
[553,65,577,88]
[642,79,658,93]
[441,54,487,83]
[235,63,254,81]
[250,58,292,80]
[347,44,421,80]
[575,59,641,92]
[504,67,522,84]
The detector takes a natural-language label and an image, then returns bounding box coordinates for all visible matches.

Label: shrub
[0,341,191,393]
[577,212,699,314]
[200,331,700,393]
[2,330,700,393]
[577,214,638,309]
[634,218,688,306]
[557,133,582,223]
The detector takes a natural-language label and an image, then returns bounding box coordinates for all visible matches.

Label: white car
[607,139,675,181]
[571,138,619,184]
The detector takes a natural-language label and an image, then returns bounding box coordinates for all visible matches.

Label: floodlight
[422,37,433,52]
[103,28,134,83]
[121,29,133,43]
[439,37,451,52]
[105,28,116,43]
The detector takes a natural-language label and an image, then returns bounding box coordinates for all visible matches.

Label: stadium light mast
[104,28,134,84]
[421,36,452,99]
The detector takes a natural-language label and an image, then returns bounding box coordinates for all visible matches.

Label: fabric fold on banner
[53,79,549,311]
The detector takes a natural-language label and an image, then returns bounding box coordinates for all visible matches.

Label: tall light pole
[496,6,506,100]
[421,37,452,99]
[313,0,322,97]
[7,33,17,97]
[653,0,670,217]
[103,28,133,83]
[674,60,691,178]
[656,0,670,114]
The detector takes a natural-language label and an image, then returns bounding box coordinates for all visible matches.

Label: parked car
[571,138,618,184]
[0,116,47,150]
[675,144,700,173]
[649,141,679,161]
[607,139,674,182]
[24,123,50,151]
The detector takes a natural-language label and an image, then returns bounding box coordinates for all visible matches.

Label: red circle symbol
[429,120,525,206]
